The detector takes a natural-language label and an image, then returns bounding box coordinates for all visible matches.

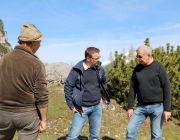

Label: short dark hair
[18,40,33,45]
[85,47,100,58]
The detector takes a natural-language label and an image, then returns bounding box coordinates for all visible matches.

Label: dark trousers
[0,110,40,140]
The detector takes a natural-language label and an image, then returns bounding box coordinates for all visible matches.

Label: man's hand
[163,111,171,122]
[39,120,47,133]
[127,109,134,118]
[72,107,82,113]
[38,107,48,133]
[100,98,102,104]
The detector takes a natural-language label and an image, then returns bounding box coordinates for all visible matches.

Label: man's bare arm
[38,106,48,133]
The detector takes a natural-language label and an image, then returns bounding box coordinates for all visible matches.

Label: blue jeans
[126,103,164,140]
[66,103,102,140]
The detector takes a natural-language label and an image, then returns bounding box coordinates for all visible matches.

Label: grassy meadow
[13,86,180,140]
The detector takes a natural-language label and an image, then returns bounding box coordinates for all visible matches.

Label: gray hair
[137,45,152,56]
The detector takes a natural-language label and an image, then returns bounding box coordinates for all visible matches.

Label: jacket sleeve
[128,70,136,109]
[64,69,78,110]
[159,65,171,112]
[101,67,108,89]
[34,63,48,108]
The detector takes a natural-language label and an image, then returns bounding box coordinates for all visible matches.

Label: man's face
[89,52,101,67]
[136,50,150,66]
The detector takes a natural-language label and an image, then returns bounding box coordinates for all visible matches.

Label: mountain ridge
[0,19,12,57]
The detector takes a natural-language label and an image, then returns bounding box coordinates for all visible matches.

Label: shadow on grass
[101,136,116,140]
[57,135,88,140]
[57,135,116,140]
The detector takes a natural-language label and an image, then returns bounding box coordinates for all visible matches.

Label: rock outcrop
[45,62,72,87]
[0,19,12,57]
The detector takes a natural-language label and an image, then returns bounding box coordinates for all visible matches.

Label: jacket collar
[14,45,39,59]
[73,60,102,73]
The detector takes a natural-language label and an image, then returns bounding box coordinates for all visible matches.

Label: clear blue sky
[1,0,180,65]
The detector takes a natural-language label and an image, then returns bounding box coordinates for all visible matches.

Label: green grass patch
[12,86,180,140]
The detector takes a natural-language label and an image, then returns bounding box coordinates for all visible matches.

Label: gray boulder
[45,62,72,87]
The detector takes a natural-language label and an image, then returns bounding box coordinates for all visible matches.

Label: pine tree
[107,39,180,120]
[144,38,150,47]
[107,50,137,108]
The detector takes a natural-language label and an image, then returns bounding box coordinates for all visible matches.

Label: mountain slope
[14,86,179,140]
[0,19,12,57]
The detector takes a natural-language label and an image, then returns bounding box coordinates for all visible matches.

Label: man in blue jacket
[64,47,108,140]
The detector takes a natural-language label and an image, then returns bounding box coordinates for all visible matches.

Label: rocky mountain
[45,62,72,87]
[0,19,12,57]
[44,61,111,87]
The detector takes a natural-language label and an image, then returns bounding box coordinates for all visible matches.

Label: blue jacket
[64,60,108,110]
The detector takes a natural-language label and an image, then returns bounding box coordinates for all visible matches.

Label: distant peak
[0,19,4,30]
[102,60,112,67]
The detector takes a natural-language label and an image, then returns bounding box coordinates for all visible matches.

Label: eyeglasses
[91,56,101,61]
[136,55,143,58]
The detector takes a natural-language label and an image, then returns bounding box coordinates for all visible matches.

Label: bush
[107,43,180,120]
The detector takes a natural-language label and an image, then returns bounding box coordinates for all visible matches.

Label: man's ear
[28,42,34,51]
[31,42,34,46]
[148,54,151,57]
[86,57,91,62]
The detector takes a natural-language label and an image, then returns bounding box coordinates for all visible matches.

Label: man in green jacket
[0,23,48,140]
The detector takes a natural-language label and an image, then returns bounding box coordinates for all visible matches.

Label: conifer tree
[107,39,180,120]
[144,37,150,47]
[107,49,137,108]
[105,52,114,74]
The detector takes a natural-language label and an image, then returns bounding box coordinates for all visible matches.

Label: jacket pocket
[72,88,82,109]
[72,92,78,105]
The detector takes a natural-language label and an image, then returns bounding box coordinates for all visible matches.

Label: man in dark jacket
[0,23,48,140]
[64,47,108,140]
[126,45,171,140]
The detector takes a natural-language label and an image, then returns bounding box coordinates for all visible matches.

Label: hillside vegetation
[107,39,180,120]
[13,86,180,140]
